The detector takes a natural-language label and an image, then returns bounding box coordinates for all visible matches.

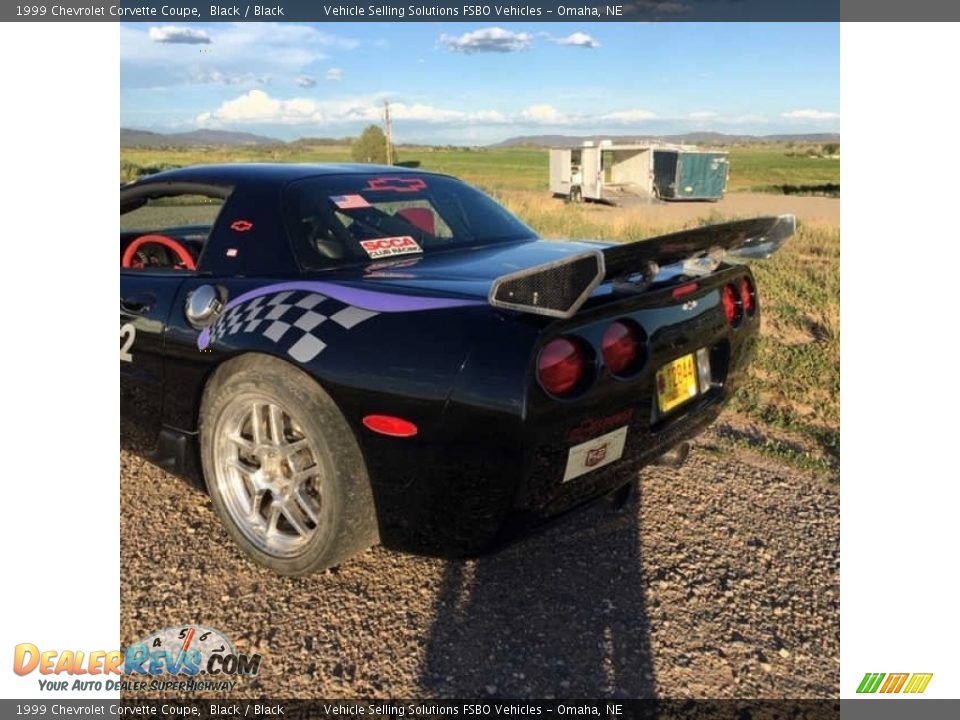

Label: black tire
[199,354,379,575]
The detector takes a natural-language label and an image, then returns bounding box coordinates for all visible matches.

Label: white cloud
[196,90,511,127]
[729,113,768,124]
[553,32,601,49]
[296,76,317,88]
[196,91,668,130]
[197,91,634,128]
[599,109,658,123]
[190,69,270,86]
[326,67,343,81]
[440,27,532,54]
[197,90,283,125]
[782,109,840,120]
[394,104,505,123]
[122,23,357,89]
[148,26,211,45]
[198,92,795,136]
[521,104,563,122]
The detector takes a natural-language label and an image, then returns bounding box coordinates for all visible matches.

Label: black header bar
[9,1,850,23]
[1,699,845,719]
[10,0,960,22]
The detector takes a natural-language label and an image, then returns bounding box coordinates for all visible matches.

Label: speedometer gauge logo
[126,625,259,677]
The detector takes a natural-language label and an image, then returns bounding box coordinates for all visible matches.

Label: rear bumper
[510,387,727,530]
[497,391,725,546]
[371,389,730,558]
[368,272,759,557]
[371,344,749,559]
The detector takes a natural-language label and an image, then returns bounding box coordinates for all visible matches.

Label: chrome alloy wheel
[213,394,329,558]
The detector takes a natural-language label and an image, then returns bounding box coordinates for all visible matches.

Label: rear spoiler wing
[488,214,795,318]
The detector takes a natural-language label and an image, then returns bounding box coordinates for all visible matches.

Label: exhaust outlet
[654,441,691,468]
[609,481,634,510]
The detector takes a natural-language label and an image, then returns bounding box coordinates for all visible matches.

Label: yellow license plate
[656,353,699,414]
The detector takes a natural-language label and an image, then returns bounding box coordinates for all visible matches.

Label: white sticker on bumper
[562,425,629,483]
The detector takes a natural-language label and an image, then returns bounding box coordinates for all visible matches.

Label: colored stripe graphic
[903,673,933,694]
[220,281,483,316]
[857,673,885,693]
[197,281,484,351]
[880,673,908,693]
[857,672,932,694]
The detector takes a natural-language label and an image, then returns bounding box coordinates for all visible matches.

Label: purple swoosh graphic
[198,281,484,349]
[223,281,483,314]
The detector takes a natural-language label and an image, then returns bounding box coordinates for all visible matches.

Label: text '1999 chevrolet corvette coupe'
[120,163,793,575]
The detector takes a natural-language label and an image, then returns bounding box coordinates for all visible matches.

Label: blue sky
[120,22,839,143]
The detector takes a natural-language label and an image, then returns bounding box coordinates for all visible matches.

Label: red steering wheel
[122,234,196,270]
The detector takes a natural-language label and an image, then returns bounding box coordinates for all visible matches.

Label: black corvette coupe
[120,163,793,575]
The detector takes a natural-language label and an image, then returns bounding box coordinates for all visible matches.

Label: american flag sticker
[331,194,371,210]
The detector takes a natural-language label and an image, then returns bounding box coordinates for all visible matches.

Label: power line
[383,100,393,165]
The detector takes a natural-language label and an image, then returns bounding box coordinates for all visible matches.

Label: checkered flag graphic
[207,290,379,363]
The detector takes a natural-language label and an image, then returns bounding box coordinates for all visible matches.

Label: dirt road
[583,192,840,229]
[120,426,838,699]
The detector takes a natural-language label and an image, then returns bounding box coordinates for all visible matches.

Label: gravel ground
[576,193,839,229]
[120,428,839,699]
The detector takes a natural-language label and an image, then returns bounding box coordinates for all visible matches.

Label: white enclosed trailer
[549,142,656,203]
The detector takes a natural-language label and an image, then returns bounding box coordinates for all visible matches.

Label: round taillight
[602,320,642,375]
[739,276,756,316]
[722,283,743,326]
[537,337,586,396]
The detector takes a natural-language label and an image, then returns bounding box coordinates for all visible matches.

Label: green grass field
[724,145,840,193]
[725,225,839,474]
[120,143,839,478]
[122,145,549,191]
[121,143,839,194]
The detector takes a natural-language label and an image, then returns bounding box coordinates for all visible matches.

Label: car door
[120,271,186,451]
[120,182,230,451]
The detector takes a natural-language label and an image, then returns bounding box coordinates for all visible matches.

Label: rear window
[283,174,536,269]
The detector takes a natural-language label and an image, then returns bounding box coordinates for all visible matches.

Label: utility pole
[383,100,393,165]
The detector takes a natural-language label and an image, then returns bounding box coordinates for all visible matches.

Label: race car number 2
[120,323,136,363]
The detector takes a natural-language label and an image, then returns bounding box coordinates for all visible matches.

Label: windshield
[283,173,537,269]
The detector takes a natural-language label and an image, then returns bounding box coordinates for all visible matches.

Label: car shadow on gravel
[418,483,656,699]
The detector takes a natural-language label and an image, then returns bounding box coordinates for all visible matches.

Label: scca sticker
[360,236,423,260]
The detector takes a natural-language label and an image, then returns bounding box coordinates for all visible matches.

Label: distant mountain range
[488,132,841,148]
[121,128,840,149]
[121,128,281,147]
